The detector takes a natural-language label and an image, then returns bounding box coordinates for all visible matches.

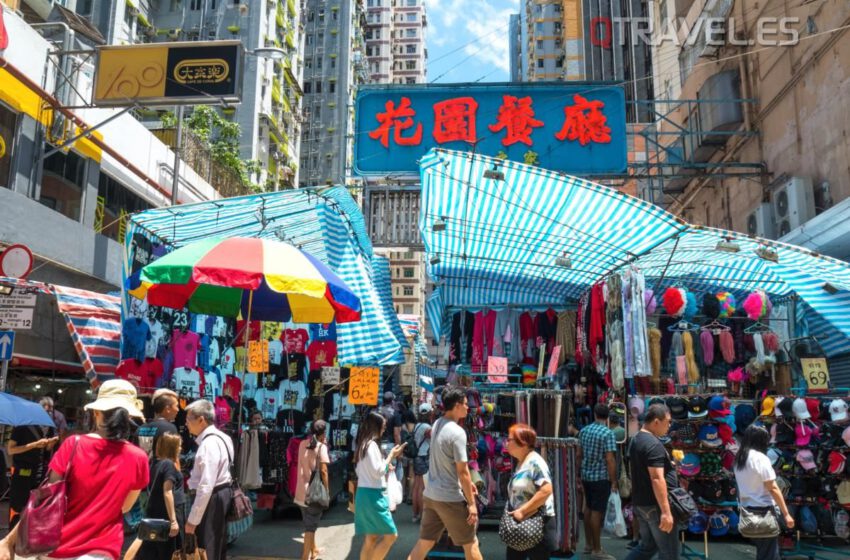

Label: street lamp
[250,47,287,60]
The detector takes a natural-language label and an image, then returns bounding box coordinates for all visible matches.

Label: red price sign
[548,345,561,376]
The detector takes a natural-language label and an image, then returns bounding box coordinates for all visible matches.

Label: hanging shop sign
[487,356,508,383]
[800,357,830,393]
[247,339,269,373]
[93,41,243,106]
[349,366,380,405]
[0,288,36,308]
[0,307,32,330]
[321,366,341,385]
[354,83,627,175]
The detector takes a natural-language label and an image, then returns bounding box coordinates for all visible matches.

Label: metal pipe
[171,106,184,205]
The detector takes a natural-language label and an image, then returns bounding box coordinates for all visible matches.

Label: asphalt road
[229,502,850,560]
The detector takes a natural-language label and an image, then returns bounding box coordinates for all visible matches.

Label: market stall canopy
[0,391,56,427]
[419,149,850,357]
[125,187,405,366]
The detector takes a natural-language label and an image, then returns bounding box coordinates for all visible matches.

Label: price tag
[247,340,269,373]
[349,366,380,405]
[487,356,508,383]
[548,345,561,376]
[322,366,341,385]
[800,358,830,393]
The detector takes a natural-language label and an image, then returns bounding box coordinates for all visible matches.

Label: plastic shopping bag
[387,475,403,512]
[603,492,627,537]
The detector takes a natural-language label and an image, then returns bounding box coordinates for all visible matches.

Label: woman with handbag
[0,379,149,560]
[502,423,556,560]
[354,411,407,560]
[733,424,795,560]
[139,433,185,560]
[294,420,330,560]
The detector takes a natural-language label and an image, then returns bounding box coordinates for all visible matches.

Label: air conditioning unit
[772,177,815,237]
[746,203,775,239]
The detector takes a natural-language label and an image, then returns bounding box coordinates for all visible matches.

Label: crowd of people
[0,381,803,560]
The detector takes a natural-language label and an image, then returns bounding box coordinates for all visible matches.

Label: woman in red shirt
[0,380,150,560]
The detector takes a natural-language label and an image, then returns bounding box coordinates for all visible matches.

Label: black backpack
[668,487,698,524]
[402,423,424,459]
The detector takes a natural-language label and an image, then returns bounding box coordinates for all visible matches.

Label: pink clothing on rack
[286,436,304,498]
[588,283,606,367]
[519,312,538,359]
[471,309,497,369]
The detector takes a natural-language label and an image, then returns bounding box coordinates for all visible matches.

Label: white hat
[774,396,785,417]
[418,402,433,414]
[85,379,144,419]
[792,398,811,420]
[829,399,849,422]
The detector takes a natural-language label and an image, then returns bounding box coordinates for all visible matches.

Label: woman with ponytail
[295,420,330,560]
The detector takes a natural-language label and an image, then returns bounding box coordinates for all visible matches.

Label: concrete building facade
[365,0,426,85]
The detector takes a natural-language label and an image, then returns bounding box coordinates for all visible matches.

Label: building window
[403,286,414,296]
[315,81,322,93]
[405,60,416,70]
[40,149,86,222]
[314,105,321,118]
[305,58,313,69]
[406,44,416,54]
[405,28,416,38]
[403,304,414,314]
[317,31,324,43]
[0,104,17,190]
[556,57,563,67]
[406,77,416,84]
[330,57,336,69]
[406,0,416,5]
[318,8,324,22]
[554,22,562,33]
[403,251,414,258]
[190,0,201,9]
[406,13,416,21]
[536,39,543,49]
[304,81,312,93]
[306,34,313,45]
[329,81,336,93]
[332,9,338,20]
[317,57,323,69]
[537,58,544,68]
[403,267,414,278]
[535,22,543,34]
[96,173,151,241]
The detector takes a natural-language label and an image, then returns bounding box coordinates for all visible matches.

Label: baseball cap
[721,450,735,471]
[773,396,785,417]
[721,479,738,502]
[680,453,701,477]
[708,512,730,536]
[792,398,811,420]
[776,397,794,418]
[708,395,731,417]
[795,422,820,447]
[688,511,709,534]
[830,399,849,422]
[760,396,775,417]
[418,402,433,414]
[698,425,722,447]
[667,396,688,420]
[726,509,740,534]
[675,423,698,444]
[648,396,666,407]
[701,452,722,477]
[796,449,817,472]
[774,423,796,445]
[829,451,847,475]
[688,396,709,418]
[734,404,757,434]
[800,506,818,534]
[838,480,850,508]
[805,398,821,422]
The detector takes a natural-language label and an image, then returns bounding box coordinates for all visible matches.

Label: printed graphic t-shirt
[306,340,338,369]
[508,451,556,516]
[283,329,309,353]
[171,330,200,369]
[254,387,281,419]
[279,379,308,411]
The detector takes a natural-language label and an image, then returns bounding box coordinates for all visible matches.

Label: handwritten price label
[800,358,830,393]
[548,345,561,376]
[321,366,341,385]
[349,366,380,405]
[487,356,508,383]
[247,340,269,373]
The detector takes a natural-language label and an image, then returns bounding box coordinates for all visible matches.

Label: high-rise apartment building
[65,0,304,190]
[298,0,368,186]
[365,0,426,84]
[511,0,654,123]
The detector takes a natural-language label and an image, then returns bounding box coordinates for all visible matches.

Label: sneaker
[626,540,640,550]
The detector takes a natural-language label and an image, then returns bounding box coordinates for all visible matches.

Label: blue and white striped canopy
[125,187,405,366]
[420,149,850,357]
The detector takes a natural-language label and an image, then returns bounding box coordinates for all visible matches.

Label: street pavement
[229,502,850,560]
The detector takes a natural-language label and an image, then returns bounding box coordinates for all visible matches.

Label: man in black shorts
[577,403,618,560]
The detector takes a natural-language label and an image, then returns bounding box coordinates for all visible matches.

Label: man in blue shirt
[578,403,618,560]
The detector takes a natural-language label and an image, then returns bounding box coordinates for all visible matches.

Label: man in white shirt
[185,400,234,560]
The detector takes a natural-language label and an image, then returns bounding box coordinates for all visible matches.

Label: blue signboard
[0,331,14,361]
[354,83,627,176]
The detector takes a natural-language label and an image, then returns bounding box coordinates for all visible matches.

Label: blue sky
[424,0,517,84]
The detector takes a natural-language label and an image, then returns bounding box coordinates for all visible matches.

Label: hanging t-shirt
[171,329,200,369]
[214,397,232,428]
[254,387,281,420]
[306,340,338,370]
[236,320,262,342]
[329,394,355,420]
[204,366,223,399]
[262,322,284,341]
[122,319,151,362]
[208,338,221,369]
[145,320,164,359]
[283,353,307,382]
[172,367,205,398]
[309,322,337,342]
[268,339,285,366]
[283,328,309,353]
[220,347,236,377]
[131,233,153,273]
[241,372,259,396]
[307,370,323,398]
[279,379,308,411]
[198,334,212,371]
[116,358,163,393]
[212,317,228,337]
[223,375,242,400]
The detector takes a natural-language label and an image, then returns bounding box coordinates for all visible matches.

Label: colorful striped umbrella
[131,237,361,324]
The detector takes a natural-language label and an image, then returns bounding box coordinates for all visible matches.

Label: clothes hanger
[700,320,731,334]
[744,321,773,334]
[667,320,699,332]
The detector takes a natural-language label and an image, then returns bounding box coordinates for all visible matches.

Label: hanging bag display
[16,436,79,557]
[305,443,330,509]
[738,505,781,538]
[499,507,545,551]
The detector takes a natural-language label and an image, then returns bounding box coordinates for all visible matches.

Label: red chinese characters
[488,95,544,146]
[433,97,478,144]
[369,96,423,148]
[555,94,612,145]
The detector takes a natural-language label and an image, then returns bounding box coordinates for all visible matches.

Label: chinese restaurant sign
[93,41,243,106]
[354,83,627,175]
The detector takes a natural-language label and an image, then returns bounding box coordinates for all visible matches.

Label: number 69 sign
[800,357,830,393]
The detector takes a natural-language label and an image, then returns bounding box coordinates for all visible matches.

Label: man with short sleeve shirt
[137,389,179,457]
[408,387,483,560]
[625,404,680,560]
[578,404,618,560]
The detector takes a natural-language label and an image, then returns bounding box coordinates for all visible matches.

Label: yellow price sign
[349,366,380,406]
[247,340,269,373]
[800,357,830,393]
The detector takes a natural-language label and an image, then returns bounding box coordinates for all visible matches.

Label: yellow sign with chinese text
[800,358,830,393]
[247,340,269,373]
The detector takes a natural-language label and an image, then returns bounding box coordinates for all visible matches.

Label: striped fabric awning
[420,149,850,357]
[126,187,405,366]
[52,286,122,383]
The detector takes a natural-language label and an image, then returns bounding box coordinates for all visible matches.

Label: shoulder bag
[139,461,172,542]
[171,533,207,560]
[499,508,545,551]
[16,436,79,557]
[305,442,330,509]
[206,433,253,522]
[661,443,697,524]
[617,454,632,499]
[738,505,781,538]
